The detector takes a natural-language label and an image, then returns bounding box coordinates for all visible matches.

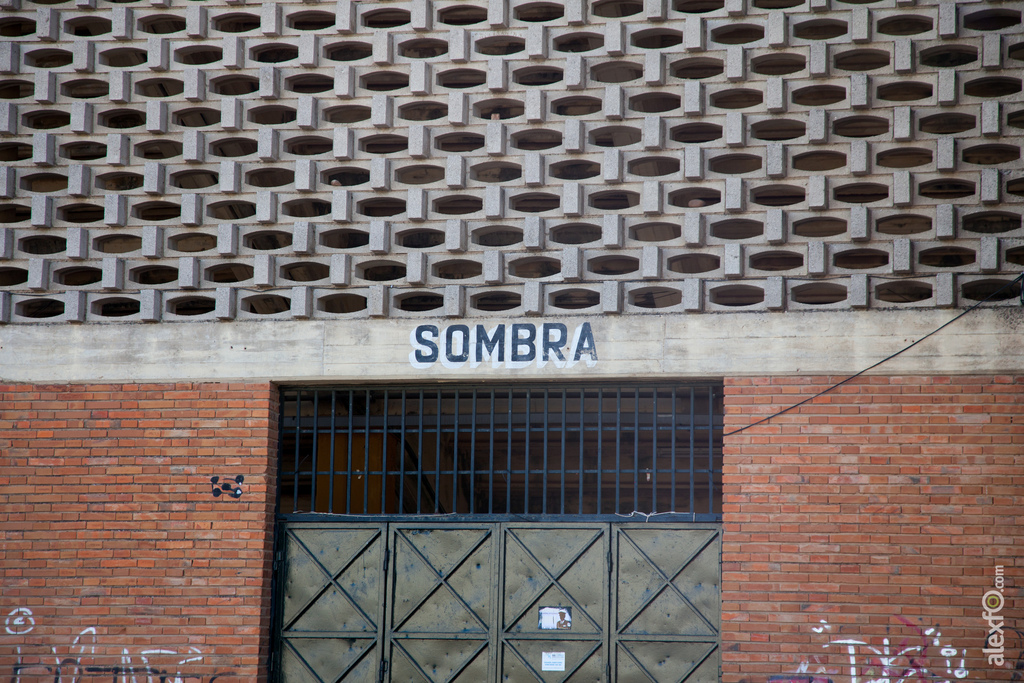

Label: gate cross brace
[615,530,719,636]
[389,528,493,633]
[503,528,606,633]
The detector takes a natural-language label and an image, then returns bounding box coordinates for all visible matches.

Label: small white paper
[541,652,566,672]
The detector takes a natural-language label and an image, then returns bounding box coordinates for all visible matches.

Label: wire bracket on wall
[725,273,1024,438]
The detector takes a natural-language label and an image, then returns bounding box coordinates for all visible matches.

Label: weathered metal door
[277,523,388,682]
[386,524,498,682]
[611,525,720,682]
[275,523,720,682]
[499,523,610,682]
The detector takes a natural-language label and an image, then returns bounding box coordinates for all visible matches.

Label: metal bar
[416,390,424,514]
[310,391,319,513]
[524,388,531,513]
[542,388,549,515]
[279,511,700,523]
[560,389,566,516]
[452,390,460,514]
[689,386,696,515]
[399,390,407,514]
[362,389,370,514]
[615,388,621,514]
[346,389,354,513]
[381,390,389,513]
[274,392,287,516]
[291,390,301,513]
[488,388,495,515]
[597,387,603,514]
[470,389,478,514]
[434,390,442,513]
[507,389,516,511]
[577,388,584,516]
[328,391,337,513]
[670,387,677,512]
[633,386,640,513]
[708,386,715,515]
[651,387,658,512]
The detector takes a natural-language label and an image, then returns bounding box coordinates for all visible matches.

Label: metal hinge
[273,550,282,571]
[378,659,389,683]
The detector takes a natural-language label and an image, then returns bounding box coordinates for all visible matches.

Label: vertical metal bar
[291,390,301,513]
[577,388,585,516]
[310,391,319,512]
[489,522,503,683]
[381,390,389,513]
[362,389,371,514]
[541,388,549,515]
[452,390,460,514]
[275,390,287,515]
[488,388,495,515]
[598,387,602,516]
[470,389,478,514]
[435,390,442,513]
[633,386,640,512]
[708,385,715,515]
[614,388,621,514]
[377,524,394,683]
[505,387,513,514]
[524,388,531,513]
[399,390,407,514]
[416,390,424,514]
[670,387,677,513]
[560,389,566,516]
[651,387,658,513]
[328,390,337,513]
[689,386,696,515]
[597,387,603,514]
[346,389,354,513]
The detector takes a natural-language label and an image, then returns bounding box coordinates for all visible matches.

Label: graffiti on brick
[785,616,968,683]
[4,609,34,637]
[210,475,244,499]
[987,627,1024,682]
[5,607,235,683]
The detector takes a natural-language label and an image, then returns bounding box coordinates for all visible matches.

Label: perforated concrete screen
[0,0,1021,324]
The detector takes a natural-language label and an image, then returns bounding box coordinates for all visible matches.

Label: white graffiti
[791,618,969,683]
[5,608,35,635]
[6,607,232,683]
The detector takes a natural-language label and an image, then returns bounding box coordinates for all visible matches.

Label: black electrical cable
[725,273,1024,437]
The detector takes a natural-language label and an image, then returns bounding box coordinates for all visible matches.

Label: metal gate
[274,522,720,682]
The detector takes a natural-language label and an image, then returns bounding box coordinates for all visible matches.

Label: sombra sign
[410,322,598,370]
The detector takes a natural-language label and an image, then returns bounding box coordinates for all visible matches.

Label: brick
[0,381,276,681]
[722,374,1024,683]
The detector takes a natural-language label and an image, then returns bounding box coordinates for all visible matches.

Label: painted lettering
[475,324,505,364]
[410,322,598,370]
[444,324,471,365]
[571,322,598,362]
[542,323,568,364]
[511,323,537,363]
[410,325,439,368]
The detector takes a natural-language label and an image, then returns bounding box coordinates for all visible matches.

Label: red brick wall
[722,375,1024,683]
[0,382,277,682]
